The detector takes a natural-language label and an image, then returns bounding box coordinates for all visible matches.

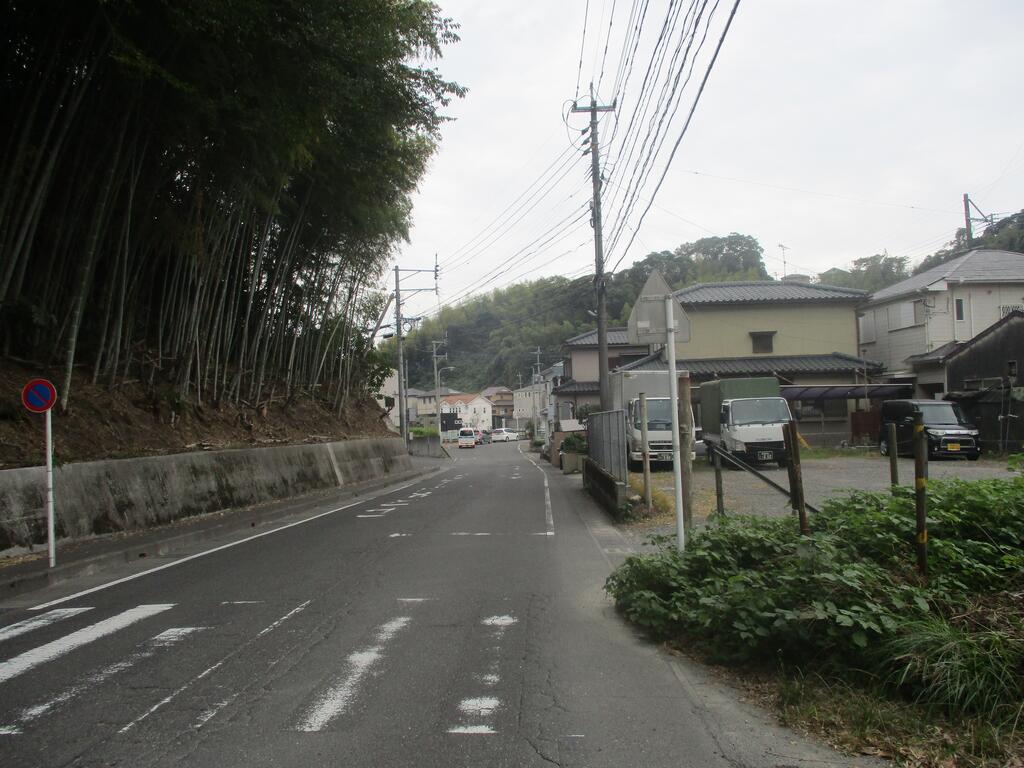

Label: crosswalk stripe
[297,617,411,732]
[0,605,174,685]
[0,608,93,644]
[7,627,203,729]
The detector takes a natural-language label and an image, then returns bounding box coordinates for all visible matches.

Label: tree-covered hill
[394,234,770,392]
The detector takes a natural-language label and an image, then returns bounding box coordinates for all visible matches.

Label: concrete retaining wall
[582,456,629,520]
[0,438,412,548]
[408,435,447,459]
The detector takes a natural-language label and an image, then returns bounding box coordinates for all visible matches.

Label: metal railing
[587,410,627,483]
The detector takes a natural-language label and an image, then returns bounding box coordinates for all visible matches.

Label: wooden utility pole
[888,422,900,490]
[963,193,973,245]
[572,84,615,411]
[395,266,406,441]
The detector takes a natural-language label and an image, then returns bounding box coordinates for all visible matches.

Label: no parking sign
[21,377,58,567]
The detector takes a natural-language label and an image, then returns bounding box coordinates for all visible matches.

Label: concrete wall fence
[0,438,412,550]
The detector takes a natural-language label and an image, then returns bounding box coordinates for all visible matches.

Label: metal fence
[587,409,627,483]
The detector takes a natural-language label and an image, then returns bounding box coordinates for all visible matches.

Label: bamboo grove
[0,1,463,413]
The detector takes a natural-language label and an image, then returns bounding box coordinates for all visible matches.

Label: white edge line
[29,478,424,611]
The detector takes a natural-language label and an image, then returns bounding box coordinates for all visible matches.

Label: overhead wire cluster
[422,0,744,320]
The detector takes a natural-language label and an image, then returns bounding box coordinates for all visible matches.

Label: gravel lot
[630,453,1016,533]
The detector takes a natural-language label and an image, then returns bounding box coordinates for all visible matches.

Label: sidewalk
[1,455,449,602]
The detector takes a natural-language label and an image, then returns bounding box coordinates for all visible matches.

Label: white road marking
[519,447,555,536]
[480,673,500,685]
[194,694,238,729]
[448,725,495,734]
[396,598,432,603]
[29,477,427,612]
[297,616,412,732]
[9,627,203,727]
[450,532,491,536]
[481,616,516,627]
[119,600,310,733]
[0,608,93,643]
[220,601,264,605]
[0,725,21,735]
[458,697,499,717]
[0,604,174,685]
[388,533,412,538]
[357,514,386,518]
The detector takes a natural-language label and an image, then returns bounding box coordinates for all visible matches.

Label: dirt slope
[0,361,396,469]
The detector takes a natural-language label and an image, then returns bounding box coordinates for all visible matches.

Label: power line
[609,0,742,274]
[574,0,591,98]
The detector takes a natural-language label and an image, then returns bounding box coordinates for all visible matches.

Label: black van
[878,400,981,460]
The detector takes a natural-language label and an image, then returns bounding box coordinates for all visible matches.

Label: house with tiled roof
[551,326,652,416]
[610,275,884,445]
[440,393,493,431]
[858,249,1024,397]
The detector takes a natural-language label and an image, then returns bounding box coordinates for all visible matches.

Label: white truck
[610,370,699,469]
[699,377,792,466]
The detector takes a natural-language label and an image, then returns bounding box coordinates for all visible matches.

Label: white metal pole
[45,408,56,568]
[665,295,685,552]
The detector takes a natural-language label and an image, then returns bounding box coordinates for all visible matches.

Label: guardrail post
[784,421,809,535]
[712,445,725,517]
[888,422,899,490]
[913,412,928,576]
[640,393,652,516]
[679,372,694,533]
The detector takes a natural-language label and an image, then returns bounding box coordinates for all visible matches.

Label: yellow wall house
[620,276,886,446]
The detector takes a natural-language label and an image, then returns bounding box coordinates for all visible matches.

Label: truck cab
[700,377,792,466]
[716,397,792,465]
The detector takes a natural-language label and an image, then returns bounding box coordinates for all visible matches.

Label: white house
[441,393,493,431]
[858,249,1024,397]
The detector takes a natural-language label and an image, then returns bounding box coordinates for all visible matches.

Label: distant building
[481,386,514,428]
[858,249,1024,397]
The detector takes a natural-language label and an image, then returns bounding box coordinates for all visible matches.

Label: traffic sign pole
[21,378,58,568]
[46,407,55,568]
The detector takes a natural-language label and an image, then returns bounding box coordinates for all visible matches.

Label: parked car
[480,430,492,444]
[473,429,484,445]
[879,399,981,460]
[491,428,517,442]
[458,428,477,449]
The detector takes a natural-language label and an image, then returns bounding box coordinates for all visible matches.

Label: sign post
[21,378,58,568]
[627,271,691,551]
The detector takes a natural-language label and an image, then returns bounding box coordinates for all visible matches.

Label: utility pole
[432,336,447,436]
[777,243,789,278]
[394,266,406,440]
[963,193,973,246]
[572,83,616,411]
[533,346,542,438]
[392,264,438,442]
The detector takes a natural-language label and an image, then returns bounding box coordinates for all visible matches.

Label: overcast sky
[396,1,1024,318]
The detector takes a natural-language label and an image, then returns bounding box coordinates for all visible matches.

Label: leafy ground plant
[606,475,1024,765]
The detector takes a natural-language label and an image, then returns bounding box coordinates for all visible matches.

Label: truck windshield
[919,402,968,426]
[633,399,673,430]
[730,398,791,426]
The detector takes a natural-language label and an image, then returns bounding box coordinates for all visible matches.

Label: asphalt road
[0,444,883,768]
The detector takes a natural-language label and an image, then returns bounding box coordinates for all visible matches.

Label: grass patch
[606,471,1024,765]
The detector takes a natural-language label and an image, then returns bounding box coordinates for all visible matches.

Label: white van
[458,428,477,449]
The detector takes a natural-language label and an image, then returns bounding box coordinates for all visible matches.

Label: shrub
[560,433,588,454]
[606,475,1024,722]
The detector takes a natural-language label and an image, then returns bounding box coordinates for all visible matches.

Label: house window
[887,301,923,331]
[750,331,775,354]
[955,298,965,321]
[858,313,876,343]
[795,399,848,420]
[999,303,1024,317]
